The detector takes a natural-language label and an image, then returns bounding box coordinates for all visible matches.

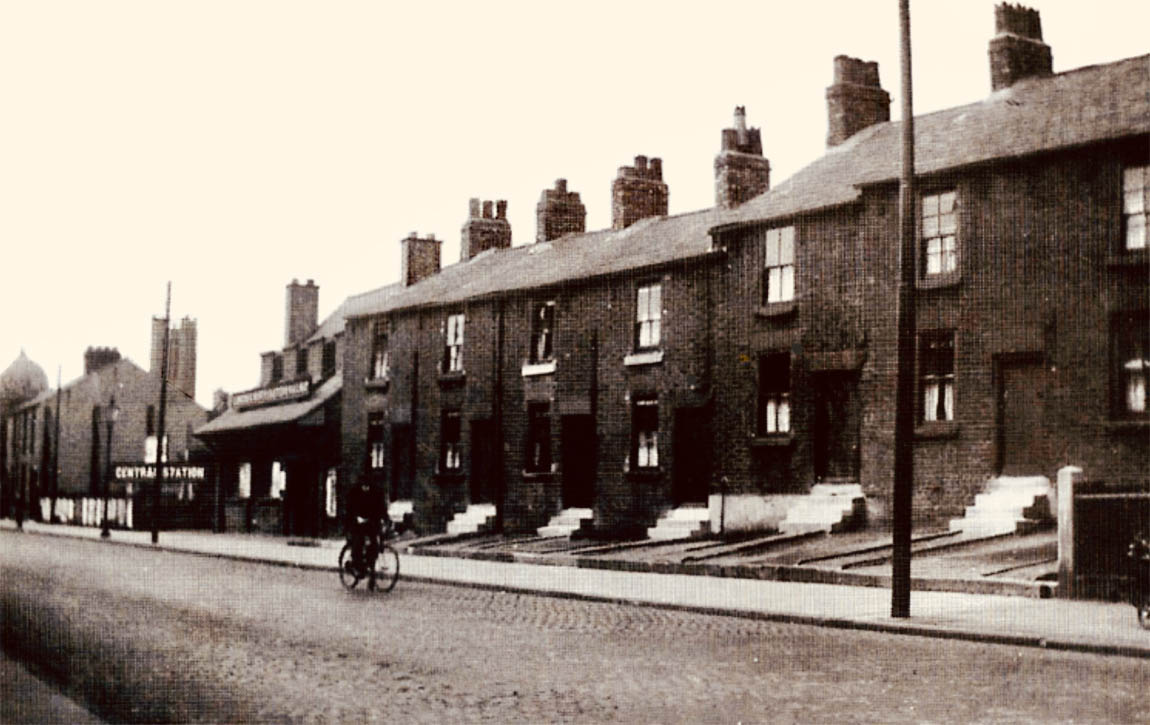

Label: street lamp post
[101,397,118,538]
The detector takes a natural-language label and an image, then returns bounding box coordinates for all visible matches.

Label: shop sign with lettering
[231,379,310,410]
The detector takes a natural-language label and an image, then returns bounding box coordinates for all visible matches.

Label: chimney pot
[469,198,481,218]
[650,158,662,179]
[635,155,648,170]
[988,3,1052,90]
[496,200,507,219]
[482,200,493,219]
[556,178,567,193]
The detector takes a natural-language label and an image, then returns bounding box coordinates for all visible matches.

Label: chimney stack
[151,315,197,399]
[284,279,319,348]
[84,347,121,376]
[611,155,669,230]
[536,178,587,242]
[401,232,442,286]
[989,3,1052,91]
[715,106,770,209]
[461,198,512,261]
[825,56,890,148]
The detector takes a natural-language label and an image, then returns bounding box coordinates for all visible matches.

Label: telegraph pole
[892,0,917,618]
[153,282,171,545]
[50,366,62,522]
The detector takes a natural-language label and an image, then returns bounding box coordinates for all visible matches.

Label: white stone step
[778,488,866,535]
[536,507,595,538]
[646,506,712,541]
[948,475,1053,535]
[445,503,498,535]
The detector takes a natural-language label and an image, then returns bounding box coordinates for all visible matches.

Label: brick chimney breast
[461,198,512,261]
[825,56,891,148]
[284,279,319,348]
[612,156,669,230]
[715,106,770,209]
[989,3,1052,91]
[84,347,121,376]
[401,232,442,286]
[536,178,587,243]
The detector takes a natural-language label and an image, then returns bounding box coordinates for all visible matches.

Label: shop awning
[194,375,341,437]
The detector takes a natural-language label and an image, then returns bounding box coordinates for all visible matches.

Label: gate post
[1057,465,1084,598]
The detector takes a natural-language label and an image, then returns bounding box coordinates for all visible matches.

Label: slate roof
[714,54,1150,230]
[346,208,722,319]
[195,374,341,436]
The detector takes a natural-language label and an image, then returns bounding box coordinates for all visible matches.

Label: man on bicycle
[346,479,389,572]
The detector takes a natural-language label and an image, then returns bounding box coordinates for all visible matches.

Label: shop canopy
[195,375,341,438]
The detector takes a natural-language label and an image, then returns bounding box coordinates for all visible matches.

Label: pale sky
[2,1,1147,407]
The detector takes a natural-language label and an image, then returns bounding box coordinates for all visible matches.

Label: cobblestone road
[2,533,1147,723]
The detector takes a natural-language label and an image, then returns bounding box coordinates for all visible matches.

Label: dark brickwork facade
[712,137,1150,525]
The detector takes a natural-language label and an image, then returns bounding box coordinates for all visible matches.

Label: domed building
[1,350,50,516]
[0,350,49,406]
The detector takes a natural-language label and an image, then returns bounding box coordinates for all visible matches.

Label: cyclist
[345,480,389,573]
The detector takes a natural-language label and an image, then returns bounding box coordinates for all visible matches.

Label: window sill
[522,470,556,481]
[364,377,391,392]
[915,421,960,440]
[521,361,557,377]
[1106,251,1149,268]
[755,300,797,318]
[917,273,962,291]
[624,350,664,367]
[438,370,466,385]
[749,434,794,448]
[1105,418,1149,433]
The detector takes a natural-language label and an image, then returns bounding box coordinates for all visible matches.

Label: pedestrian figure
[14,486,25,531]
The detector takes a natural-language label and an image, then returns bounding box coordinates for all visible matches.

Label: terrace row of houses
[4,4,1147,544]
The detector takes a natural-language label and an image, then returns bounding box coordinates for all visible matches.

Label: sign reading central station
[231,379,311,410]
[114,464,207,481]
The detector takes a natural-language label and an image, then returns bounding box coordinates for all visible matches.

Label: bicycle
[339,518,400,592]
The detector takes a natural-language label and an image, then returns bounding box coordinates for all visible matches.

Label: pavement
[3,518,1148,659]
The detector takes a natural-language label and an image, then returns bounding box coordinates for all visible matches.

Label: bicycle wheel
[375,545,400,592]
[338,543,362,590]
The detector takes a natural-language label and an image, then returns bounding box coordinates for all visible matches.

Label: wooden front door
[469,419,497,504]
[390,424,415,502]
[672,407,711,505]
[811,372,861,482]
[997,358,1047,475]
[560,415,596,508]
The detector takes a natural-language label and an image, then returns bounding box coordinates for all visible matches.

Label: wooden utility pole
[153,282,171,545]
[892,0,917,618]
[50,366,62,522]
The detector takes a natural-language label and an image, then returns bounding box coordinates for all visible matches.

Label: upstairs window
[921,331,956,422]
[270,354,284,383]
[631,395,659,469]
[1114,311,1149,417]
[440,410,462,471]
[444,313,465,373]
[1123,165,1148,251]
[758,353,791,435]
[296,347,308,377]
[530,301,556,364]
[371,320,390,380]
[367,413,386,470]
[635,283,662,350]
[922,191,958,276]
[763,226,795,304]
[525,402,551,473]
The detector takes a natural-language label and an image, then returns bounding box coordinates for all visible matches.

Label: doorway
[811,372,861,482]
[390,424,415,502]
[996,356,1047,475]
[560,415,596,508]
[469,419,498,504]
[671,407,711,505]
